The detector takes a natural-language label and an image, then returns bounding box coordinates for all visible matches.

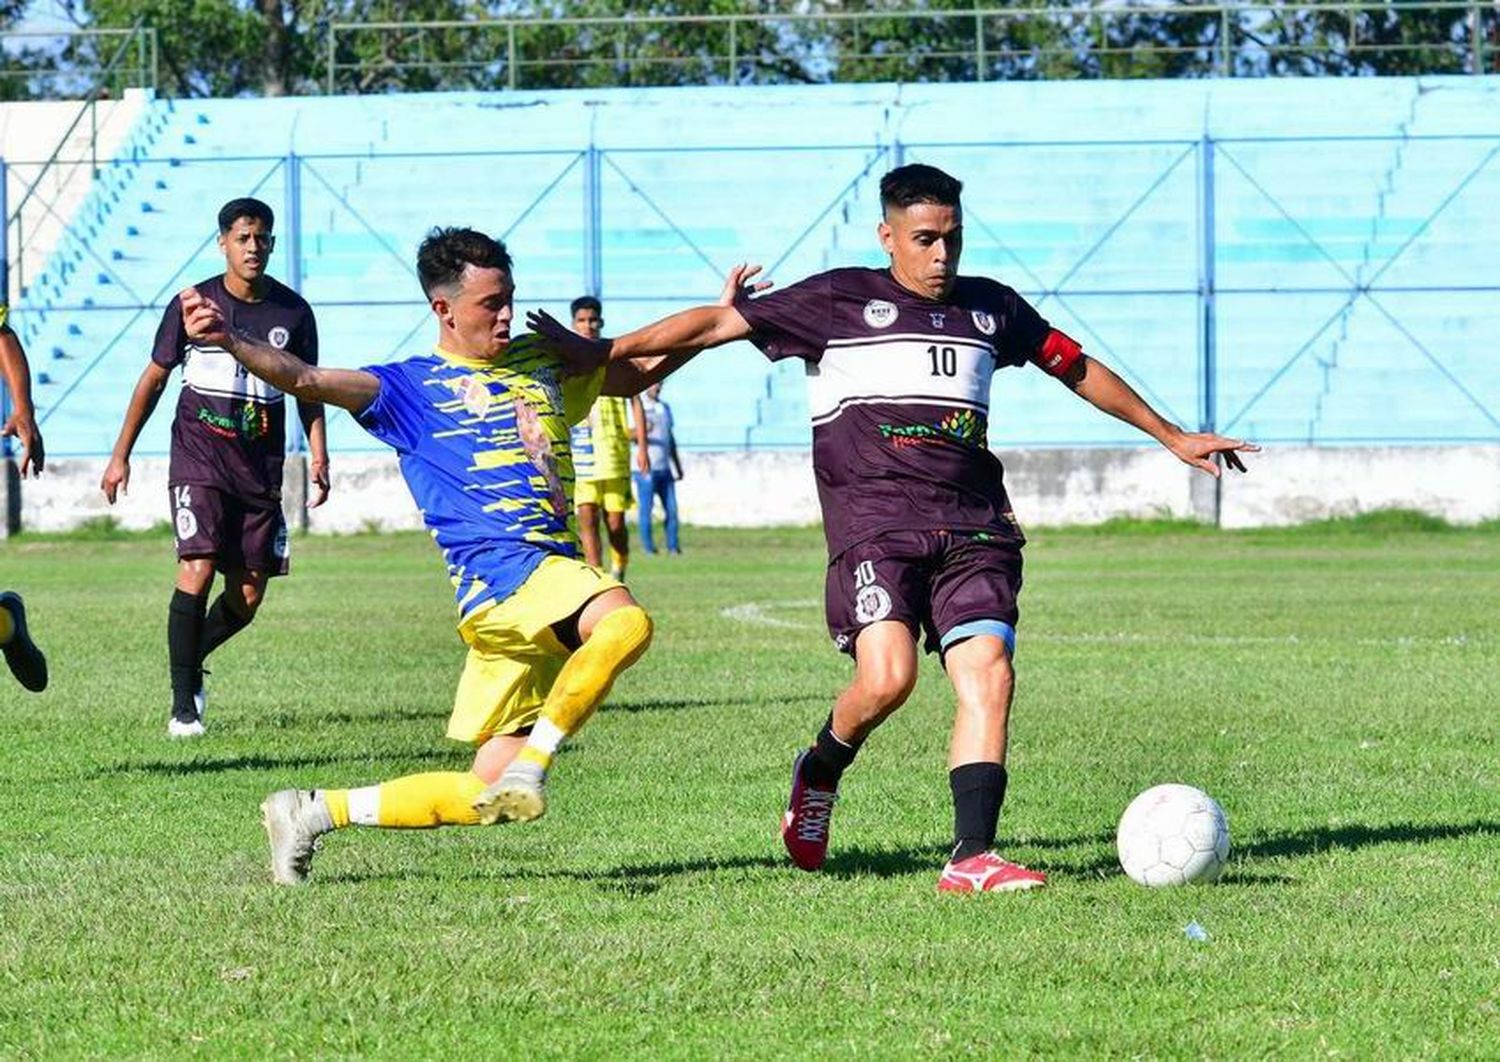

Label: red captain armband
[1031,329,1084,378]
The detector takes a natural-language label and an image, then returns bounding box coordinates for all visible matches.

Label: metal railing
[325,2,1498,94]
[0,25,156,101]
[5,23,157,301]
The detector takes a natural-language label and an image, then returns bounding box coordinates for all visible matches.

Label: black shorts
[825,529,1022,657]
[169,483,290,576]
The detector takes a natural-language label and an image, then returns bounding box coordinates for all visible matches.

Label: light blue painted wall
[16,76,1500,456]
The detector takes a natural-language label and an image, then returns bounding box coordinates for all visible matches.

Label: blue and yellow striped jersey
[357,336,605,619]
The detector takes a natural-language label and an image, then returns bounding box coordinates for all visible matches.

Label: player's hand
[1167,430,1260,477]
[719,262,771,306]
[636,450,650,475]
[309,458,330,509]
[0,411,43,477]
[101,456,130,503]
[526,308,610,375]
[180,286,230,348]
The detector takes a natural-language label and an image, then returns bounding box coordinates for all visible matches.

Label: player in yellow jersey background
[568,296,647,580]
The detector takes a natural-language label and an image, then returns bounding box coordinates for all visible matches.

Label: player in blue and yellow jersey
[179,227,681,885]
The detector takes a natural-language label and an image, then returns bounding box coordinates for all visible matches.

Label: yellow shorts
[446,555,621,745]
[574,475,634,513]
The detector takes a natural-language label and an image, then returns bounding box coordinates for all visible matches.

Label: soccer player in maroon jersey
[530,164,1257,892]
[101,198,329,738]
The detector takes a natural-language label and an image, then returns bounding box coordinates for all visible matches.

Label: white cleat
[168,714,205,739]
[261,789,333,886]
[472,760,547,825]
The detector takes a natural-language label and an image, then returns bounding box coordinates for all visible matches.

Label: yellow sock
[540,604,653,739]
[327,772,486,829]
[325,788,351,828]
[0,605,12,645]
[608,546,627,577]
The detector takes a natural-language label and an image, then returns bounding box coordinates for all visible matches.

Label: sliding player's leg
[474,575,653,825]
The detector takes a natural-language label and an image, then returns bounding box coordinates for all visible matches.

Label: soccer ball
[1116,784,1230,886]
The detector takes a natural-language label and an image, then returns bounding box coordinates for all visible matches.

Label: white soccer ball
[1116,783,1230,886]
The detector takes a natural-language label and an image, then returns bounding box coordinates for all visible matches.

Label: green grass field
[2,518,1498,1056]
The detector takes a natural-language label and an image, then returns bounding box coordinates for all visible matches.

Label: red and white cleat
[781,749,839,871]
[937,851,1047,893]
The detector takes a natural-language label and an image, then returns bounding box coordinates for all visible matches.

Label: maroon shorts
[169,483,290,576]
[825,529,1022,657]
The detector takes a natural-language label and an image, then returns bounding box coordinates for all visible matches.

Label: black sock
[800,715,860,788]
[168,589,208,719]
[950,762,1007,862]
[202,594,252,658]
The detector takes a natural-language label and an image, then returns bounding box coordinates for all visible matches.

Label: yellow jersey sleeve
[563,366,607,427]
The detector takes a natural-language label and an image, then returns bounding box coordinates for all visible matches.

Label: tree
[46,1,1500,99]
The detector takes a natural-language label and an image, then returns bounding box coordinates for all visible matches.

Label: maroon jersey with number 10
[737,266,1069,560]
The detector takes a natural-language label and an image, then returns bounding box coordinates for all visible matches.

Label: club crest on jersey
[268,326,291,349]
[971,310,997,336]
[854,584,893,624]
[452,375,492,418]
[862,299,898,329]
[929,312,946,329]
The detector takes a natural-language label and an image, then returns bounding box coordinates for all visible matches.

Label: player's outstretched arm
[180,286,379,414]
[548,263,766,397]
[1063,354,1260,477]
[0,327,44,477]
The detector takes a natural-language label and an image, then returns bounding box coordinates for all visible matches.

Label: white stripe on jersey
[825,333,995,353]
[182,344,284,405]
[806,338,996,423]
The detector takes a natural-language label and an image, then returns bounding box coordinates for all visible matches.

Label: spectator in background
[634,381,682,555]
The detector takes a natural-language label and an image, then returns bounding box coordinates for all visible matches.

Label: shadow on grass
[607,693,828,714]
[1240,819,1500,860]
[109,748,457,776]
[1036,819,1500,880]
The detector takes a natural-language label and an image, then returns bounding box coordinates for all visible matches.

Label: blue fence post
[0,156,10,467]
[1198,133,1216,436]
[584,145,602,297]
[0,155,16,537]
[1196,133,1221,525]
[282,152,309,531]
[284,152,306,455]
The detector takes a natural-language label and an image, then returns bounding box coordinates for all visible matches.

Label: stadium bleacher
[13,76,1500,456]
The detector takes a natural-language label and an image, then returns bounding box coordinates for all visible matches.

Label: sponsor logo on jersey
[971,310,997,335]
[268,326,291,349]
[876,409,986,448]
[862,299,898,329]
[929,312,946,329]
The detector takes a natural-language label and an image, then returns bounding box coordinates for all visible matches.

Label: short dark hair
[218,197,274,234]
[416,227,513,298]
[879,164,963,214]
[570,295,602,317]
